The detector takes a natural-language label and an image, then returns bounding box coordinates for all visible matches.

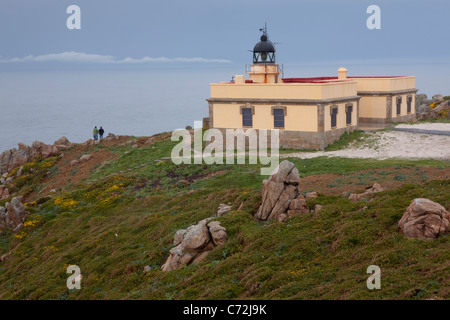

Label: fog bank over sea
[1,62,448,153]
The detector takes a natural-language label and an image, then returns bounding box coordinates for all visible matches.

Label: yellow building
[206,29,418,149]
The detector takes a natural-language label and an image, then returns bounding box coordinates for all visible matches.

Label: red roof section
[282,76,403,83]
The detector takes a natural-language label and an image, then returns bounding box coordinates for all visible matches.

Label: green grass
[398,118,450,125]
[324,130,369,151]
[0,134,449,300]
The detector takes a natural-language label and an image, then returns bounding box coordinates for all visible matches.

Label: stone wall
[207,125,358,151]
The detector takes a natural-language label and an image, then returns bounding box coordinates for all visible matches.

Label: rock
[348,183,384,201]
[415,94,427,108]
[183,222,211,251]
[0,187,10,200]
[0,140,61,176]
[161,219,227,272]
[143,265,151,273]
[305,192,318,199]
[398,198,450,240]
[53,137,73,151]
[173,229,187,246]
[146,137,157,145]
[421,99,434,106]
[70,160,79,166]
[417,104,431,114]
[54,145,71,151]
[31,141,58,159]
[79,154,92,163]
[348,193,359,201]
[288,198,309,215]
[371,183,383,193]
[432,100,450,114]
[286,167,300,185]
[53,136,71,146]
[217,204,232,216]
[0,196,29,230]
[0,207,6,229]
[432,94,444,102]
[268,191,291,220]
[104,133,116,140]
[132,144,138,149]
[277,213,288,222]
[207,221,227,246]
[13,223,23,233]
[314,204,323,213]
[254,160,301,221]
[16,166,23,177]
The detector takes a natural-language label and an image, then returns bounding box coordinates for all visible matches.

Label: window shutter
[331,108,338,128]
[242,108,253,127]
[274,109,285,128]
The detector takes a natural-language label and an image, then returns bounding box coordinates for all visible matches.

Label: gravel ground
[282,123,450,160]
[395,123,450,131]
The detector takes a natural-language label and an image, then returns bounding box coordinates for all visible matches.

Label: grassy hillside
[0,133,449,300]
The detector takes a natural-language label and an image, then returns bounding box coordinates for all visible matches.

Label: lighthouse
[206,25,417,150]
[247,25,282,84]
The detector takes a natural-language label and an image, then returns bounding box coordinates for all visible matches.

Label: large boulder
[415,94,427,109]
[398,198,450,240]
[31,141,58,159]
[0,139,64,176]
[207,221,228,246]
[161,219,227,272]
[432,94,444,102]
[417,104,431,114]
[53,136,71,146]
[254,160,304,222]
[421,99,434,106]
[53,136,73,151]
[431,101,450,118]
[0,196,29,231]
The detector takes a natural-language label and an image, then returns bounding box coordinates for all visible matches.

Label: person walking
[99,126,105,140]
[93,126,99,141]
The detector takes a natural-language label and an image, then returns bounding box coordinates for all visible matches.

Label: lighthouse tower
[247,25,282,83]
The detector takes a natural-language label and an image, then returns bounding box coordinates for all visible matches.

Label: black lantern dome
[253,28,276,64]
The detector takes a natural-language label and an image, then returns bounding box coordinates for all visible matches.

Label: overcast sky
[0,0,449,73]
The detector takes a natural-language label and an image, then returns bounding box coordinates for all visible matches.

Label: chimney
[235,75,245,84]
[338,67,348,80]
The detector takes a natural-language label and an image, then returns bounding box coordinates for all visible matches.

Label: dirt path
[282,123,450,161]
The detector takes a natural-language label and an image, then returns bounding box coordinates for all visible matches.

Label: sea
[1,62,449,153]
[0,66,233,153]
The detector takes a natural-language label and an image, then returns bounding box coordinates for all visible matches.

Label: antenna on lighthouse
[259,22,268,36]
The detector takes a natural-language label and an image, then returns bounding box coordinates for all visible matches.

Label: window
[346,104,353,125]
[242,108,253,127]
[331,107,338,128]
[407,96,412,114]
[396,97,402,116]
[273,109,285,128]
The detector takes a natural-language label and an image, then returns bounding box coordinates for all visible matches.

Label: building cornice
[206,96,361,106]
[357,88,419,97]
